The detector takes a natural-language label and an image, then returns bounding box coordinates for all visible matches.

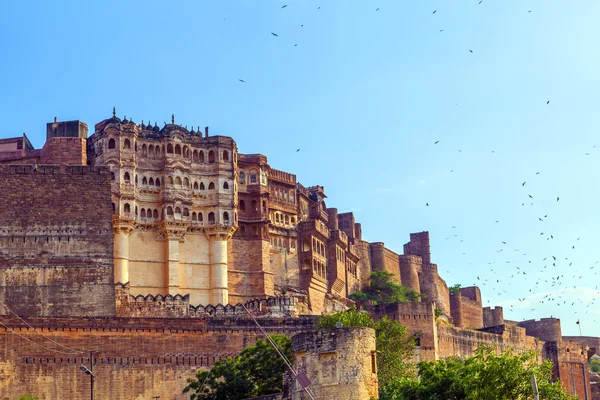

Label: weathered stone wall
[419,264,450,317]
[0,165,115,317]
[369,243,401,283]
[228,237,274,304]
[0,316,314,400]
[450,287,483,329]
[545,340,592,399]
[39,137,87,166]
[518,318,562,343]
[483,306,504,327]
[289,327,378,400]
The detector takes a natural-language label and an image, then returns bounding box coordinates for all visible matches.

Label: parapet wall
[0,165,115,317]
[403,231,431,264]
[116,283,300,319]
[518,318,562,343]
[483,306,505,327]
[450,287,483,329]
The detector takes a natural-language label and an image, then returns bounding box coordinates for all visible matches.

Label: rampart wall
[0,316,315,400]
[0,165,115,317]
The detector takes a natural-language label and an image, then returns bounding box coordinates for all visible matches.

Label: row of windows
[107,138,230,164]
[271,188,296,204]
[336,247,345,262]
[313,259,326,278]
[113,172,230,191]
[271,212,296,225]
[116,203,232,224]
[347,261,357,277]
[270,237,297,251]
[239,199,266,213]
[238,169,267,185]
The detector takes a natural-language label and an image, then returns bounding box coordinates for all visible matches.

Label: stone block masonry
[0,316,315,400]
[0,164,115,317]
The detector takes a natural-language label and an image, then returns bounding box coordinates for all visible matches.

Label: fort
[0,114,596,399]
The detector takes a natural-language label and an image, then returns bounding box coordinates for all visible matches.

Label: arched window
[168,176,174,185]
[223,182,229,189]
[142,177,148,185]
[253,226,259,236]
[193,182,198,190]
[149,177,154,186]
[249,169,258,183]
[198,212,203,222]
[223,212,229,223]
[112,203,115,213]
[124,172,130,183]
[285,215,289,225]
[192,212,197,221]
[153,209,158,219]
[183,146,189,158]
[290,193,295,203]
[184,177,189,188]
[141,209,146,218]
[239,200,245,211]
[142,144,147,156]
[223,150,229,161]
[108,138,116,149]
[262,201,267,212]
[251,200,258,212]
[135,206,138,216]
[208,212,215,224]
[199,150,205,163]
[275,214,280,223]
[291,217,296,224]
[241,226,246,236]
[239,172,245,184]
[175,207,181,214]
[167,143,173,154]
[183,208,189,217]
[175,144,181,156]
[303,238,311,252]
[167,206,173,216]
[124,139,131,150]
[200,182,205,190]
[175,177,182,187]
[149,146,154,156]
[111,172,115,181]
[208,150,215,163]
[208,182,215,190]
[135,175,138,185]
[124,203,131,213]
[193,150,198,162]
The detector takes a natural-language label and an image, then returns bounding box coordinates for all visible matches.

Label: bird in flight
[376,8,379,11]
[469,50,474,53]
[433,10,437,14]
[426,203,430,206]
[296,149,300,152]
[282,4,287,8]
[547,100,550,104]
[238,79,246,83]
[479,0,483,3]
[271,32,279,37]
[522,181,526,186]
[440,30,444,32]
[434,141,439,144]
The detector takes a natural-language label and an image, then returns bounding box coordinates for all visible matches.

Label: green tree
[380,345,577,400]
[183,334,292,400]
[349,271,421,305]
[448,284,462,293]
[590,356,600,373]
[317,309,416,388]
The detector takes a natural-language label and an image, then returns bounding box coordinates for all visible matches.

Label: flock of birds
[231,3,597,333]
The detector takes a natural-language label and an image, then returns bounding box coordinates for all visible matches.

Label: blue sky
[1,0,599,336]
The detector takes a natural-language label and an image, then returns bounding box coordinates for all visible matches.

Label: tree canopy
[183,334,292,400]
[380,345,577,400]
[349,270,421,305]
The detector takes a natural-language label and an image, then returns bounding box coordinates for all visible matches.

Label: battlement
[239,153,268,165]
[268,168,296,184]
[115,283,299,319]
[0,164,110,175]
[483,306,505,328]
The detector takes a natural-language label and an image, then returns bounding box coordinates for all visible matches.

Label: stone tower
[289,327,378,400]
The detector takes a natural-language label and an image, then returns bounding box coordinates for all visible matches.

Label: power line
[0,300,87,354]
[0,319,85,355]
[242,304,317,400]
